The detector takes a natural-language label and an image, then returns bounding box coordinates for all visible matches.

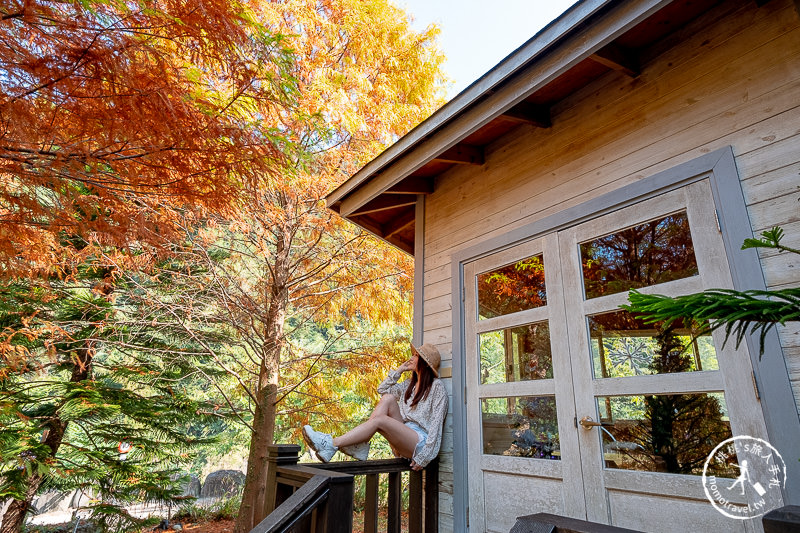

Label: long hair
[404,356,436,408]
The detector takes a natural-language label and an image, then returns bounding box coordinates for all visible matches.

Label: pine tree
[0,251,226,533]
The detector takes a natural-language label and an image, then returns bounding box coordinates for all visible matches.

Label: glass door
[558,180,773,531]
[464,234,585,533]
[463,179,777,532]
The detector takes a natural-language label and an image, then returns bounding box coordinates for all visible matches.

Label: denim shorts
[405,421,428,456]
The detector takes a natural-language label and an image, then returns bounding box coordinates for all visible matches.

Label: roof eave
[325,0,610,208]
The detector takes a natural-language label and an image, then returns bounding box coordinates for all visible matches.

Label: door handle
[578,416,614,430]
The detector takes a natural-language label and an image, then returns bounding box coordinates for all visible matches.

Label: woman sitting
[302,343,448,470]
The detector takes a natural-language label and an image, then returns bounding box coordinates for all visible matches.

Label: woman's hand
[410,460,422,471]
[397,358,415,374]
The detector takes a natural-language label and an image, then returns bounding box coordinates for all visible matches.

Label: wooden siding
[420,0,800,529]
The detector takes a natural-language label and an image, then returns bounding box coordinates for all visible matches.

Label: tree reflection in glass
[581,211,698,300]
[596,325,737,477]
[481,396,559,460]
[477,254,546,319]
[589,310,718,378]
[479,322,553,384]
[598,393,735,476]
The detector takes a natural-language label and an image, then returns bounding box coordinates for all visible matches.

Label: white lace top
[377,369,448,468]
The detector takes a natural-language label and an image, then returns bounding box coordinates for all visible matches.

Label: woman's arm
[377,359,415,399]
[411,381,449,469]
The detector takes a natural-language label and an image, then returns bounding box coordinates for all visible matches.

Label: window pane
[589,310,718,378]
[481,396,559,460]
[581,211,698,299]
[479,322,552,384]
[596,393,736,476]
[477,254,546,319]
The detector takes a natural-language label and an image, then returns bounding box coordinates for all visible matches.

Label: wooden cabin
[326,0,800,531]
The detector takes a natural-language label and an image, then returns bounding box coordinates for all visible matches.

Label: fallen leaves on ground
[179,519,234,533]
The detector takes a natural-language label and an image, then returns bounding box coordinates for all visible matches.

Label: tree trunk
[234,225,290,533]
[1,346,92,533]
[1,478,43,533]
[234,376,278,532]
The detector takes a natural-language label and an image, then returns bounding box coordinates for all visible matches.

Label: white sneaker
[302,425,337,463]
[340,441,370,461]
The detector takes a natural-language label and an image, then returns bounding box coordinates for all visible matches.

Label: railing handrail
[254,463,355,533]
[302,458,413,475]
[255,444,438,533]
[251,473,331,533]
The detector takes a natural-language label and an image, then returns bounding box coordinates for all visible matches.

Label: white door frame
[449,147,800,532]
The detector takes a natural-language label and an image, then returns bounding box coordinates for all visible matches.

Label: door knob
[579,416,603,430]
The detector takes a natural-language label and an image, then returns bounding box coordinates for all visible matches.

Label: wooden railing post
[364,474,379,533]
[423,460,438,533]
[409,469,423,533]
[318,474,354,533]
[264,444,300,516]
[387,471,402,533]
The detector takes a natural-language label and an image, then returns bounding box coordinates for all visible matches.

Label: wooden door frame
[449,146,800,532]
[462,235,587,532]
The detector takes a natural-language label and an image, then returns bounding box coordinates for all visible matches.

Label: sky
[398,0,578,98]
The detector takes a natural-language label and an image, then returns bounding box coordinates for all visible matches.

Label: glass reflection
[581,211,698,299]
[589,310,718,378]
[478,254,546,319]
[481,396,559,460]
[596,393,736,476]
[479,322,553,384]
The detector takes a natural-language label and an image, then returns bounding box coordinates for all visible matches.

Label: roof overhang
[326,0,726,255]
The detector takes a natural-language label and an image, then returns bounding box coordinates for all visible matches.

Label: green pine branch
[742,226,800,255]
[624,288,800,356]
[624,226,800,357]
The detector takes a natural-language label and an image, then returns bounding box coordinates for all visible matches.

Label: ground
[180,519,234,533]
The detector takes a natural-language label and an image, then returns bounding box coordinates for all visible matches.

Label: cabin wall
[421,0,800,529]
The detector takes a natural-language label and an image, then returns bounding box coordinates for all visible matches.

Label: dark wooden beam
[387,234,413,255]
[500,101,551,128]
[348,214,414,255]
[348,214,385,237]
[386,177,433,194]
[433,144,484,165]
[589,42,639,78]
[383,209,416,239]
[348,194,416,216]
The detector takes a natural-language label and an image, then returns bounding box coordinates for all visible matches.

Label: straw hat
[411,343,441,377]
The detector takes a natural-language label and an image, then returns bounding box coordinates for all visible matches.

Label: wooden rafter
[433,144,484,165]
[348,214,383,236]
[386,233,413,255]
[348,214,414,254]
[589,42,639,78]
[500,101,551,128]
[383,209,416,239]
[386,177,434,194]
[348,194,417,216]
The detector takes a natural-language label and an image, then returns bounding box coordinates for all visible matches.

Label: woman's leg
[333,415,419,458]
[332,395,419,458]
[370,394,404,422]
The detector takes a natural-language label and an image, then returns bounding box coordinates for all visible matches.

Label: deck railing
[251,444,438,533]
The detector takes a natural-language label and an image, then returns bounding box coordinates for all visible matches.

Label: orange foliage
[0,0,292,277]
[184,3,447,529]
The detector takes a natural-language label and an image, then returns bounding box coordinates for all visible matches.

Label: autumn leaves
[0,2,445,532]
